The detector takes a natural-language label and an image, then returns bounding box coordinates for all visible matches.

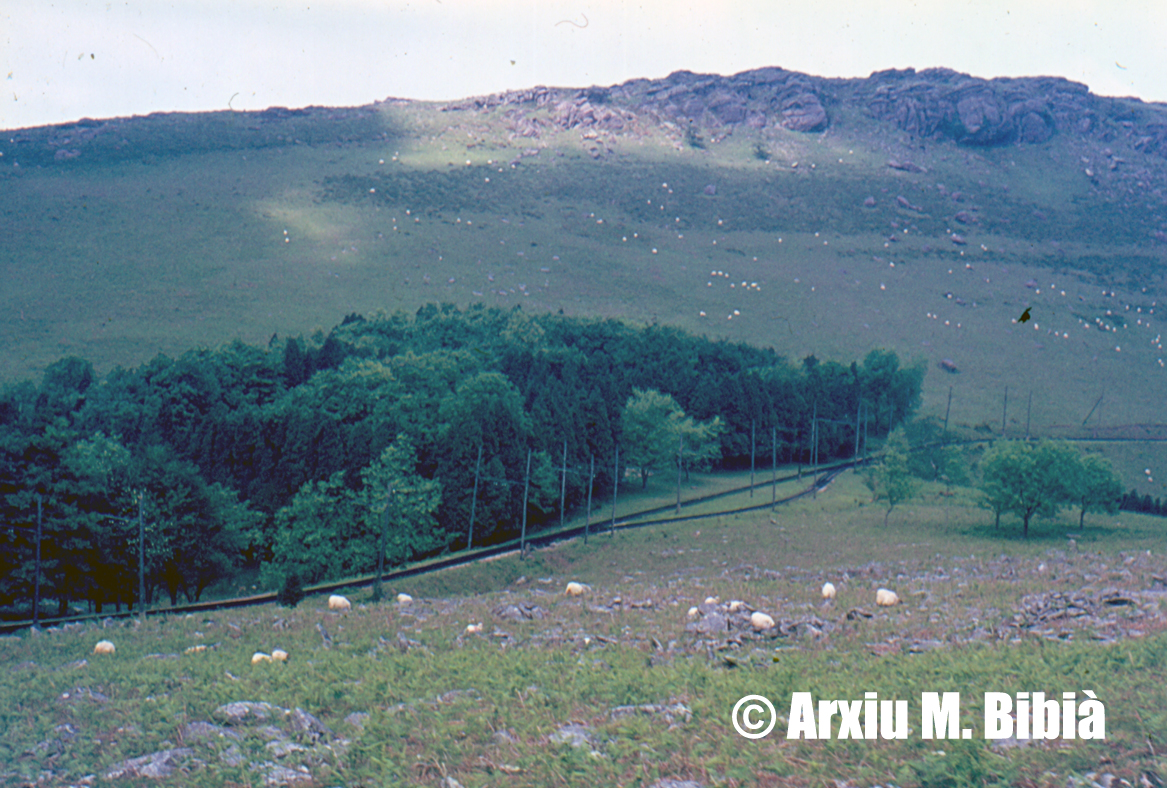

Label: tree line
[864,431,1127,538]
[0,303,925,617]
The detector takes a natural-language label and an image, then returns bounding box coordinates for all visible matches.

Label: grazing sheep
[822,582,836,600]
[271,649,289,662]
[875,588,899,607]
[93,640,115,655]
[328,594,351,612]
[687,606,699,618]
[251,652,273,664]
[564,582,589,596]
[396,593,413,605]
[465,623,483,634]
[183,644,207,655]
[703,596,720,605]
[728,600,744,613]
[750,611,775,631]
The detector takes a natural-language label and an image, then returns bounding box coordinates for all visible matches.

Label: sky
[2,1,1165,131]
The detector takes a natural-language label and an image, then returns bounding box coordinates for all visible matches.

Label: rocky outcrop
[439,64,1167,158]
[9,63,1167,169]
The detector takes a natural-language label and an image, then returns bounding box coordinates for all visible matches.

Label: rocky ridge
[6,66,1167,170]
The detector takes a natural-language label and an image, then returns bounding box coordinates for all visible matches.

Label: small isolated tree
[865,428,918,526]
[1069,453,1123,528]
[979,440,1078,538]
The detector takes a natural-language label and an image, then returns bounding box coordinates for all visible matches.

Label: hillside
[3,65,1167,435]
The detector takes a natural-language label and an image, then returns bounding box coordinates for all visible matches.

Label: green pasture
[1,474,1164,786]
[3,100,1166,435]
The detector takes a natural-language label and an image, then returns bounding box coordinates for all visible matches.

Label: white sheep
[703,596,720,605]
[183,644,207,655]
[396,593,413,605]
[728,600,744,613]
[93,640,116,655]
[686,606,699,618]
[564,582,590,596]
[875,588,899,607]
[328,594,351,612]
[251,652,273,664]
[750,611,775,631]
[465,623,483,634]
[822,582,837,600]
[271,649,289,662]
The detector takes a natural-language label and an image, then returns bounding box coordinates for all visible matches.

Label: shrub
[277,571,305,608]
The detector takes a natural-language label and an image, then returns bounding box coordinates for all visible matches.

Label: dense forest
[0,304,925,617]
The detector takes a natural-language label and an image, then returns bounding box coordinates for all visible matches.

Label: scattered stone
[214,701,287,725]
[343,712,370,731]
[887,159,926,173]
[219,744,246,767]
[252,762,312,786]
[609,702,692,726]
[265,739,307,758]
[651,780,705,788]
[550,723,599,750]
[863,196,876,207]
[288,708,331,742]
[103,748,194,780]
[492,602,546,621]
[180,721,241,742]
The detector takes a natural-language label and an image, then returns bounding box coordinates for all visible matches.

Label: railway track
[4,430,1164,634]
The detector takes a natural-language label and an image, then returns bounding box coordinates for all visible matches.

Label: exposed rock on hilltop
[443,65,1167,157]
[6,64,1167,170]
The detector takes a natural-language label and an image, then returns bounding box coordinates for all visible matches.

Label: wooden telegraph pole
[467,444,482,550]
[610,445,618,536]
[519,449,532,559]
[750,420,756,497]
[137,491,145,623]
[771,426,777,506]
[584,454,594,545]
[33,494,42,627]
[559,440,568,529]
[1001,385,1008,437]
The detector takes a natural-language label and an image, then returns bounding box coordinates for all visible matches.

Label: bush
[277,571,305,608]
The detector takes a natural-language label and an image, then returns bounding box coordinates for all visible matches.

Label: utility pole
[811,401,818,499]
[559,440,568,529]
[750,420,756,497]
[1001,385,1008,437]
[853,399,862,460]
[519,449,532,559]
[374,487,392,601]
[676,433,684,514]
[33,494,42,627]
[584,454,594,545]
[863,402,869,460]
[771,425,777,506]
[467,444,482,550]
[137,491,145,624]
[610,445,618,536]
[943,386,952,444]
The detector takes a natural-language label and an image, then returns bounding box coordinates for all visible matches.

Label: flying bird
[1018,307,1032,323]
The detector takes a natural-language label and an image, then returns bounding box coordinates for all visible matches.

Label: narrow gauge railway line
[4,431,1165,634]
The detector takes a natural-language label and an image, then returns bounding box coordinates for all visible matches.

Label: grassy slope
[5,98,1167,495]
[1,475,1164,787]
